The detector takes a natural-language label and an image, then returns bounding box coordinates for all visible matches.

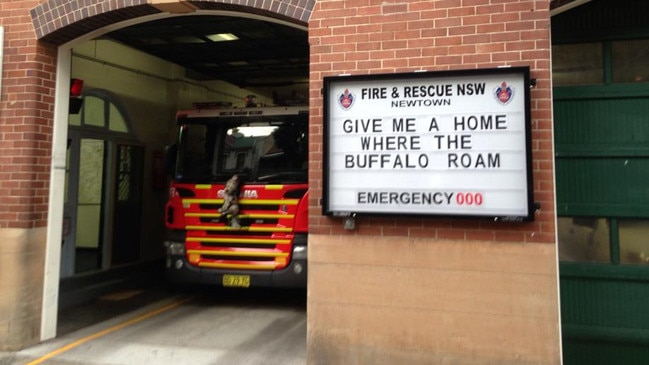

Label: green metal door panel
[556,158,649,216]
[560,275,649,329]
[563,339,649,365]
[553,2,649,364]
[560,266,649,365]
[554,98,649,155]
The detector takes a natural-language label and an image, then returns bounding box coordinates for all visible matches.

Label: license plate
[222,274,250,288]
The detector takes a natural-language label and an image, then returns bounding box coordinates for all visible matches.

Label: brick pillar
[307,1,561,364]
[0,0,57,350]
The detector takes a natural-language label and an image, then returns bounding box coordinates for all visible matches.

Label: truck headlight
[292,245,307,260]
[164,241,185,255]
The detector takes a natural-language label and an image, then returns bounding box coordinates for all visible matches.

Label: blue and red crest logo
[338,88,355,110]
[494,82,514,105]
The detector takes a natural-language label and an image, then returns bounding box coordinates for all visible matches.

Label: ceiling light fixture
[207,33,239,42]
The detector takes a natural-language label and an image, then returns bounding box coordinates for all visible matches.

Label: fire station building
[1,0,648,364]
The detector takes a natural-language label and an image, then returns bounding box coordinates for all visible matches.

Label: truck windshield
[174,113,308,184]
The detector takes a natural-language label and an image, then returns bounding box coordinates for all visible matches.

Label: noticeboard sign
[322,67,534,221]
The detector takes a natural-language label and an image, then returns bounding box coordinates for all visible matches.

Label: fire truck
[164,102,308,288]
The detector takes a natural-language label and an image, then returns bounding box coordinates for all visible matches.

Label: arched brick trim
[190,0,314,24]
[30,0,314,45]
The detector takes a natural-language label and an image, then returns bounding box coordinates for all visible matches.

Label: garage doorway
[40,3,309,341]
[61,90,143,277]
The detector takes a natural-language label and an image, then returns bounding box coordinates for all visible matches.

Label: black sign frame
[322,67,535,222]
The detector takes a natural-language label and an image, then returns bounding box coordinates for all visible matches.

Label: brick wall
[308,0,555,242]
[307,1,560,364]
[0,0,53,349]
[0,0,562,357]
[0,0,56,229]
[1,0,317,351]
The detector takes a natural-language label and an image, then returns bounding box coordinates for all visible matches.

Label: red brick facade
[0,0,564,360]
[0,1,56,229]
[308,0,556,243]
[0,2,560,231]
[1,0,314,229]
[0,0,316,349]
[306,3,559,362]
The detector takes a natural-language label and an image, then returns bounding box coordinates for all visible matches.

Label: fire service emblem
[338,88,355,110]
[494,82,514,105]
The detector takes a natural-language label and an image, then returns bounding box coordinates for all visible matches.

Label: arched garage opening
[32,0,311,341]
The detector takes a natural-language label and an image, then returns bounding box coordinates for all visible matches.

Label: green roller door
[555,93,649,365]
[552,1,649,363]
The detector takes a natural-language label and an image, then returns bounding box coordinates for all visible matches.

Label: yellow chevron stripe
[186,237,290,244]
[185,213,294,219]
[188,249,288,258]
[182,198,298,205]
[198,262,277,270]
[186,225,292,233]
[264,185,284,190]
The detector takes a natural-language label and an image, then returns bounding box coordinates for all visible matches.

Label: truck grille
[180,184,306,270]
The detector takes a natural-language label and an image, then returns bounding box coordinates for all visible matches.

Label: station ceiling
[106,15,309,90]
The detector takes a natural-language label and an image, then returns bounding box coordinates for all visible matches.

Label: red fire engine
[164,103,308,288]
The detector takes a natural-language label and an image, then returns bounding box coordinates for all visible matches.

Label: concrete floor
[2,286,307,365]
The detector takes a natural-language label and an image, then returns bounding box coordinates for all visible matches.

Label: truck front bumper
[165,254,307,289]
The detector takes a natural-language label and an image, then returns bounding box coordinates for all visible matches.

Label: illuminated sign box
[322,67,534,221]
